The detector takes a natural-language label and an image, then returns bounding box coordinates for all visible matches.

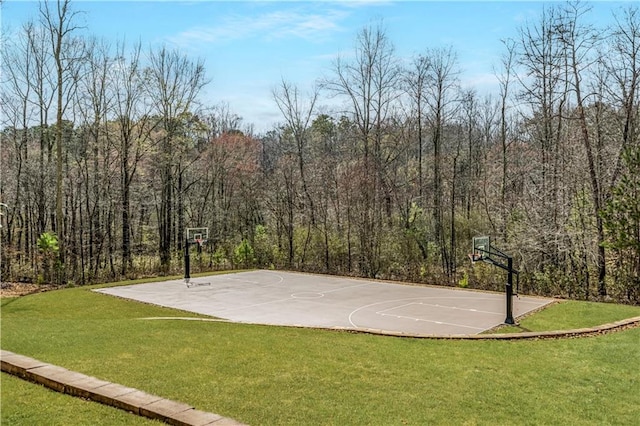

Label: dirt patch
[0,282,58,298]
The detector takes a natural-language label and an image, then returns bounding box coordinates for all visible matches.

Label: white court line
[321,282,372,294]
[348,296,505,329]
[257,270,285,285]
[291,292,324,299]
[376,313,486,331]
[378,302,502,316]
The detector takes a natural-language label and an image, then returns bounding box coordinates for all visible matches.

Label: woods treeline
[1,1,639,303]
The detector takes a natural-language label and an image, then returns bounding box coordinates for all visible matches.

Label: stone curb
[326,315,640,340]
[0,350,246,426]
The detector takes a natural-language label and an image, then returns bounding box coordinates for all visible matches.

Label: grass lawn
[495,299,640,333]
[2,276,639,425]
[1,372,162,425]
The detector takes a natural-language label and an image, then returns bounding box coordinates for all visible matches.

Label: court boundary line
[347,296,510,331]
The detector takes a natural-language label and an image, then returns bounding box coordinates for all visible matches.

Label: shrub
[37,232,59,284]
[234,239,255,268]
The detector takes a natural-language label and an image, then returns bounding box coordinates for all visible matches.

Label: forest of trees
[1,1,638,303]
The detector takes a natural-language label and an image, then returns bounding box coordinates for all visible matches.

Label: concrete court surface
[95,270,553,336]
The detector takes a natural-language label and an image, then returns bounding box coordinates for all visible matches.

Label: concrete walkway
[0,350,246,426]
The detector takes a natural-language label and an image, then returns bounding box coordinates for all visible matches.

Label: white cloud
[167,7,349,48]
[462,72,500,94]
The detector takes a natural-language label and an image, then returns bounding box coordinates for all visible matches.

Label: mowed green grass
[496,300,640,333]
[1,279,639,425]
[1,373,162,425]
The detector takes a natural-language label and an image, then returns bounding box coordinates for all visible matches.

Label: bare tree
[555,1,606,295]
[404,54,430,198]
[1,22,37,266]
[273,80,318,225]
[515,4,569,272]
[39,0,84,282]
[202,102,243,139]
[145,46,207,268]
[111,41,155,276]
[423,46,460,276]
[606,5,640,180]
[26,23,58,241]
[73,36,114,282]
[1,20,61,279]
[496,38,517,231]
[323,22,401,276]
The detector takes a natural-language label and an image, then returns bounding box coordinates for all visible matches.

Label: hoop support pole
[184,239,191,285]
[505,256,515,325]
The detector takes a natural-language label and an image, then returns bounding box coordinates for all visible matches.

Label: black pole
[184,239,191,284]
[505,255,515,324]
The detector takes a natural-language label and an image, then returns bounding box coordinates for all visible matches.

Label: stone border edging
[328,315,640,339]
[0,350,246,426]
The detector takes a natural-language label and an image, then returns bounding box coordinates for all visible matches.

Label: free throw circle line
[348,297,500,329]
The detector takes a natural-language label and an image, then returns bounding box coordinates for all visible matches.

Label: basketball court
[95,270,553,336]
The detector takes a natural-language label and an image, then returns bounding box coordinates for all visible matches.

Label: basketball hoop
[470,235,518,325]
[185,227,209,287]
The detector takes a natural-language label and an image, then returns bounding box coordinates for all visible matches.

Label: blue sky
[1,1,632,132]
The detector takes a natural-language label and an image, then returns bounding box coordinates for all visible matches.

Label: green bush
[458,271,469,288]
[37,231,59,284]
[234,239,255,268]
[212,246,228,269]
